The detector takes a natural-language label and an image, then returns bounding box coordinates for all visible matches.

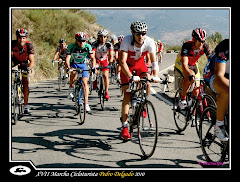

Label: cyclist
[66,32,96,112]
[11,28,34,114]
[92,29,114,100]
[156,40,163,63]
[203,39,229,142]
[52,39,68,77]
[114,35,125,80]
[119,21,160,140]
[174,28,211,110]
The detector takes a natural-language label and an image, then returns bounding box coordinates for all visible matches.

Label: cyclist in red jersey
[174,28,211,110]
[92,29,114,100]
[11,29,35,114]
[119,21,160,140]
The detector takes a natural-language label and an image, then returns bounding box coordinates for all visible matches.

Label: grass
[11,9,101,83]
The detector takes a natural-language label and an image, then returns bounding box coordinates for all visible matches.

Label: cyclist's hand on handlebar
[130,76,140,82]
[189,75,195,82]
[152,76,160,83]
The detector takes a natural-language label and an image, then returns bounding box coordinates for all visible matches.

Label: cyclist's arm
[65,54,71,69]
[119,50,132,78]
[182,56,193,78]
[28,54,34,69]
[149,52,158,77]
[89,53,96,68]
[53,51,59,61]
[108,49,114,64]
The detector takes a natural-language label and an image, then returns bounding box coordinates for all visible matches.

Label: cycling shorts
[120,62,149,86]
[70,63,89,78]
[96,59,109,71]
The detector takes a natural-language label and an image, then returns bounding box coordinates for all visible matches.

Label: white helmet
[97,29,108,36]
[130,21,148,33]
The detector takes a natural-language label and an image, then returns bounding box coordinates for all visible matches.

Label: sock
[216,120,224,127]
[105,91,108,95]
[122,121,128,127]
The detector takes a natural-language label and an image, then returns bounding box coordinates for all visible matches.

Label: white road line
[150,63,175,106]
[150,87,173,106]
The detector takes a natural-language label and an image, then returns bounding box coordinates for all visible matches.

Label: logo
[10,165,31,176]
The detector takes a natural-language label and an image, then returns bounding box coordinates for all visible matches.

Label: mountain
[91,9,229,45]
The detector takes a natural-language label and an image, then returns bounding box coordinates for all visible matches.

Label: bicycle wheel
[99,76,105,111]
[194,94,217,137]
[173,88,188,133]
[12,84,19,125]
[199,105,228,162]
[78,84,86,125]
[137,100,158,158]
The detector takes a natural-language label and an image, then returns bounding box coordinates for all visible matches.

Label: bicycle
[199,105,229,163]
[11,69,29,125]
[52,59,68,90]
[124,75,158,158]
[69,68,90,125]
[95,65,111,111]
[173,78,216,135]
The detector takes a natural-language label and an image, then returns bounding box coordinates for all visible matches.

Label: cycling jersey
[92,41,113,62]
[120,35,156,85]
[11,40,34,70]
[175,40,210,73]
[67,42,93,64]
[56,45,68,60]
[203,39,229,84]
[12,40,34,62]
[120,35,156,66]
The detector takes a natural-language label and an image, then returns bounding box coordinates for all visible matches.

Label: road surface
[11,53,229,169]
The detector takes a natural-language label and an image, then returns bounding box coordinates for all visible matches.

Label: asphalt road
[11,53,229,169]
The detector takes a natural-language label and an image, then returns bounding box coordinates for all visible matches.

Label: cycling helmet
[192,28,207,42]
[75,32,88,41]
[16,28,28,37]
[118,35,124,43]
[59,39,66,44]
[97,29,108,36]
[130,21,148,33]
[110,34,117,41]
[88,37,95,45]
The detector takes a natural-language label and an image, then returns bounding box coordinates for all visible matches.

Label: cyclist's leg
[192,66,200,98]
[212,76,229,122]
[22,76,29,106]
[120,70,132,124]
[182,66,196,99]
[79,63,89,104]
[136,62,150,95]
[102,60,110,97]
[69,63,77,87]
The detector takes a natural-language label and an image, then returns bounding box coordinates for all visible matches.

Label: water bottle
[132,96,137,114]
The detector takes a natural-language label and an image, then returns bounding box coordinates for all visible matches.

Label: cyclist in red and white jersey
[114,35,124,80]
[11,29,35,114]
[92,29,114,100]
[119,21,160,140]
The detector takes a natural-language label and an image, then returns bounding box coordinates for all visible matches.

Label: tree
[207,32,223,44]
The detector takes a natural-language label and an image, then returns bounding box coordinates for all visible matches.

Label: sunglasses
[99,35,107,38]
[134,32,146,36]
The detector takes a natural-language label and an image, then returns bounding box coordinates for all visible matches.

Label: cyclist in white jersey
[119,21,160,140]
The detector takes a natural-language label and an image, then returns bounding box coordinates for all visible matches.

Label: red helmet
[16,28,28,37]
[75,32,88,41]
[192,28,207,42]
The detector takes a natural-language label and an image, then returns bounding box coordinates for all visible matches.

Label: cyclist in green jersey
[66,32,96,112]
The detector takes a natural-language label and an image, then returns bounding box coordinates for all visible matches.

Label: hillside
[11,9,104,83]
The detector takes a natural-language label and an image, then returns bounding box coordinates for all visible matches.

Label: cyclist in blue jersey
[66,32,96,112]
[203,39,229,142]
